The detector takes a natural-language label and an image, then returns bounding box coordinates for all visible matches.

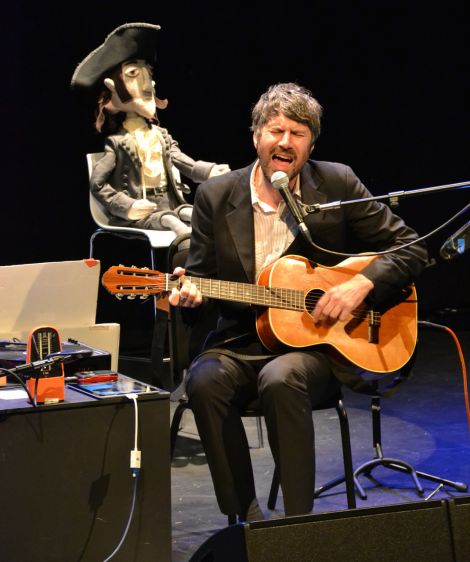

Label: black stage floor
[169,326,470,561]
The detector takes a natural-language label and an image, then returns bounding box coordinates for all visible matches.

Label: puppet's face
[104,60,156,119]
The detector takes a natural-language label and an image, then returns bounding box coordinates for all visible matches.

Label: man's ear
[309,143,315,154]
[104,78,116,93]
[253,132,258,149]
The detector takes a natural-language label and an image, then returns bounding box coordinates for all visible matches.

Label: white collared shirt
[250,161,300,277]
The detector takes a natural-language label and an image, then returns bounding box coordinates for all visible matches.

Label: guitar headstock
[102,265,166,299]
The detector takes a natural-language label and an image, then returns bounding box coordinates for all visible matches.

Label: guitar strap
[197,347,279,362]
[196,333,279,363]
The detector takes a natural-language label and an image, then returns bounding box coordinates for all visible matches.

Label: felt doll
[71,23,229,237]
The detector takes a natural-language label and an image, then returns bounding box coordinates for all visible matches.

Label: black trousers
[185,350,341,519]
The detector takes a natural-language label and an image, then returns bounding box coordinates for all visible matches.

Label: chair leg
[170,401,190,458]
[269,399,356,511]
[255,416,264,448]
[314,399,356,509]
[336,400,356,508]
[267,467,280,510]
[89,229,103,259]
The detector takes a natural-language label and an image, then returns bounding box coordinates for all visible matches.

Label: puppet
[71,23,229,237]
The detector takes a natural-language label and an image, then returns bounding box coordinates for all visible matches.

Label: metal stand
[352,395,468,499]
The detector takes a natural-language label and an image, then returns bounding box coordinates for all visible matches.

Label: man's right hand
[168,267,203,308]
[127,199,158,220]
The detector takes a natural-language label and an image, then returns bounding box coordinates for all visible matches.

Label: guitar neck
[166,274,304,311]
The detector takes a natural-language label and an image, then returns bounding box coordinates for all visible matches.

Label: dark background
[3,1,469,338]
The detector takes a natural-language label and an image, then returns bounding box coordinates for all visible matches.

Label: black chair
[165,241,357,522]
[170,393,356,525]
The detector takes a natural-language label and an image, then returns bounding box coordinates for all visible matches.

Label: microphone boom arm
[304,180,470,214]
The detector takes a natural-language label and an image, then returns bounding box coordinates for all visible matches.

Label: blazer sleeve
[90,140,137,219]
[339,165,428,305]
[164,130,216,183]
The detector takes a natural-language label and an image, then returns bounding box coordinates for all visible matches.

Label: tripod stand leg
[354,457,425,499]
[414,469,468,493]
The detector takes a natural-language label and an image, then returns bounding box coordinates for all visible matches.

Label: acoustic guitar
[102,254,417,373]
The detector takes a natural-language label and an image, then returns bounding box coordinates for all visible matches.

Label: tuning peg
[139,295,150,300]
[116,293,123,300]
[127,293,136,300]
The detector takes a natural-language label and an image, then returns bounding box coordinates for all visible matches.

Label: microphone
[439,220,470,260]
[270,171,313,243]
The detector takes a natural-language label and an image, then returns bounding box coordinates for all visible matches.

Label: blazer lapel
[300,161,327,209]
[226,166,256,282]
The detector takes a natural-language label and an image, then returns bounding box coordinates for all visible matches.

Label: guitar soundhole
[305,289,324,314]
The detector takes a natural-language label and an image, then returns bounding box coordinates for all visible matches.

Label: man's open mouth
[272,154,293,163]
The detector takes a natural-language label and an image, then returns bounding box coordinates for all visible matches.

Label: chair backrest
[155,235,219,391]
[87,153,113,228]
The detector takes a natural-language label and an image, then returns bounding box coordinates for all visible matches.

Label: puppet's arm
[163,130,230,183]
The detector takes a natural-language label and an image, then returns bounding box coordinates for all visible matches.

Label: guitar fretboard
[165,275,305,311]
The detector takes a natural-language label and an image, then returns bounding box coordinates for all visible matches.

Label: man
[169,83,428,521]
[71,23,229,237]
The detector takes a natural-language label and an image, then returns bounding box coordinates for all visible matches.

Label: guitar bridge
[368,310,380,344]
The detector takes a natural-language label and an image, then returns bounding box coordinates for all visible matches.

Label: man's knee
[258,356,298,397]
[186,355,225,399]
[258,352,332,397]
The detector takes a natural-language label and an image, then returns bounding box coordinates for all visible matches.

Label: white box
[0,259,120,370]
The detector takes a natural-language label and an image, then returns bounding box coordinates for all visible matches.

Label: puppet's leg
[174,204,193,224]
[155,210,191,237]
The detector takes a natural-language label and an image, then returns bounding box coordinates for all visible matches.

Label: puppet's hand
[127,199,158,220]
[209,164,231,177]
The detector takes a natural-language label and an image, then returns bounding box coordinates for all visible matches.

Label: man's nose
[278,132,291,147]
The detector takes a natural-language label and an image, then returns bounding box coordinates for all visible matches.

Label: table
[0,381,171,562]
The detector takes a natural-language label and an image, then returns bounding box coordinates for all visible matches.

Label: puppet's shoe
[160,213,191,237]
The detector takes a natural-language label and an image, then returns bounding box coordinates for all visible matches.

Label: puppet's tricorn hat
[70,22,161,90]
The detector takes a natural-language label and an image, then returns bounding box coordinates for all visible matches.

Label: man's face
[253,113,314,185]
[109,59,157,119]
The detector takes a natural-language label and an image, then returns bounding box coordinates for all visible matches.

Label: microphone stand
[303,180,469,214]
[11,353,83,377]
[6,353,91,406]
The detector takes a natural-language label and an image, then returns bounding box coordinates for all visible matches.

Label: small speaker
[448,495,470,561]
[190,499,457,562]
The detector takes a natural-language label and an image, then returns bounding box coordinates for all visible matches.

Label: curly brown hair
[251,83,322,143]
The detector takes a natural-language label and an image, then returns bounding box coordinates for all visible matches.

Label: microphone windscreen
[270,171,289,190]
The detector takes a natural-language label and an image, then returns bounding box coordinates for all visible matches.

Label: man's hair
[251,83,323,142]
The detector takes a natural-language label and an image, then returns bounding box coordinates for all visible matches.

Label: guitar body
[255,255,417,373]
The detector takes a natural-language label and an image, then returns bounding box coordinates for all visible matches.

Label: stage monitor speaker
[189,499,459,562]
[448,495,470,561]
